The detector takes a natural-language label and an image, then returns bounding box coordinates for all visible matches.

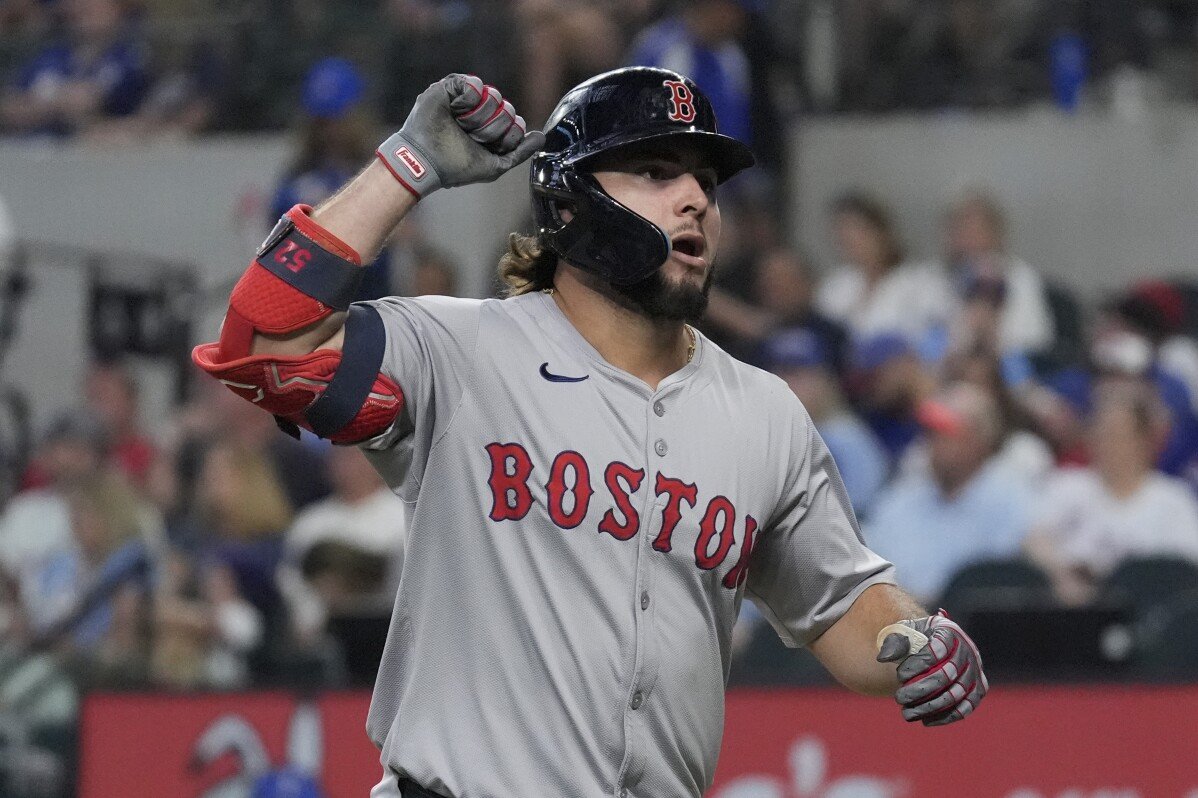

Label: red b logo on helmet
[663,79,697,123]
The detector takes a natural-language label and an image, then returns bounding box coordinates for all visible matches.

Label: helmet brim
[565,128,755,185]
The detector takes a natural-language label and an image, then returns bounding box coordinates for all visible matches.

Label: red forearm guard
[192,205,403,443]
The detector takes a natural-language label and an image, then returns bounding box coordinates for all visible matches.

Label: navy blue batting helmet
[530,67,755,285]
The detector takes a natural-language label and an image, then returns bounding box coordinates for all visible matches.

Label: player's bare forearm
[807,583,925,696]
[311,160,420,264]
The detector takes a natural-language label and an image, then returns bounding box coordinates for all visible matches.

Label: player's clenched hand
[875,610,988,727]
[378,74,545,198]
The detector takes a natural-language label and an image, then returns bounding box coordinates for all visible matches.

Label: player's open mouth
[671,232,707,269]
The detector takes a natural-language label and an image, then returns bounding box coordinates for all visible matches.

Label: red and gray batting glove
[377,74,545,198]
[875,610,988,726]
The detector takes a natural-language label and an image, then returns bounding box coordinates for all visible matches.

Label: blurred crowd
[3,176,1198,706]
[5,0,1198,792]
[705,185,1198,683]
[6,0,1198,144]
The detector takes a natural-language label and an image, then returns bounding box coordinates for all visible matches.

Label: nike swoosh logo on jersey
[539,362,589,383]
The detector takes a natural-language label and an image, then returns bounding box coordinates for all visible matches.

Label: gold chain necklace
[543,287,696,364]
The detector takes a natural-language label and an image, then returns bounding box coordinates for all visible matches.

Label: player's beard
[613,262,714,322]
[575,260,713,322]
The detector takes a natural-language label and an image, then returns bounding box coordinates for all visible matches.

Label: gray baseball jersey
[356,290,895,798]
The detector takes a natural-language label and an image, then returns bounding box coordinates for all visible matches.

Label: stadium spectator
[943,188,1056,359]
[846,333,934,462]
[125,37,228,137]
[0,0,151,137]
[152,440,292,688]
[815,191,953,350]
[867,381,1033,604]
[379,0,521,126]
[521,0,642,126]
[22,473,152,683]
[271,57,392,302]
[1048,315,1198,480]
[837,0,1045,112]
[704,246,846,369]
[1109,280,1198,414]
[279,446,407,647]
[0,416,108,619]
[628,0,755,146]
[171,377,332,514]
[1024,383,1198,606]
[762,327,888,516]
[84,359,157,490]
[899,346,1055,486]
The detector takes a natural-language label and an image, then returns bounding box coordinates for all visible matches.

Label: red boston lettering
[721,514,758,589]
[545,450,593,529]
[486,442,534,521]
[598,462,646,541]
[695,495,735,570]
[652,473,698,553]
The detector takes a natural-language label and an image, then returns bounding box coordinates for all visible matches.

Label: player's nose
[672,173,710,221]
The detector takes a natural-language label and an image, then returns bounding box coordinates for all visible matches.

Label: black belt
[399,777,452,798]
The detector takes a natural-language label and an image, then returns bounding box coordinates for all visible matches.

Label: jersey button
[640,591,650,610]
[630,691,644,710]
[653,400,665,417]
[654,439,668,456]
[619,789,628,798]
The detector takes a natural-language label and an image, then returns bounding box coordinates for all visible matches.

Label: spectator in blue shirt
[763,327,890,517]
[866,381,1033,604]
[270,58,392,302]
[628,0,755,146]
[847,333,933,462]
[1,0,150,136]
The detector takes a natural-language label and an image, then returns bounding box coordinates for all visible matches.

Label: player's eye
[636,163,670,180]
[697,172,717,194]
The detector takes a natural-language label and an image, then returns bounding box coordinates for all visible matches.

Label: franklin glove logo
[394,146,427,179]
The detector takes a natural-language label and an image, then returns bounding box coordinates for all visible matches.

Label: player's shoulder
[700,334,805,413]
[366,293,488,323]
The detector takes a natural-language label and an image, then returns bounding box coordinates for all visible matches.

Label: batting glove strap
[889,610,989,727]
[377,133,444,198]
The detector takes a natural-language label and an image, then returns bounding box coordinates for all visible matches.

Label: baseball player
[194,67,988,798]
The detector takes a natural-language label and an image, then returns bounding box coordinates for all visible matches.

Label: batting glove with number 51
[377,74,545,199]
[875,610,988,726]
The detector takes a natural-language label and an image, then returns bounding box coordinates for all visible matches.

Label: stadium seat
[937,558,1053,616]
[1136,588,1198,680]
[1099,556,1198,621]
[1029,281,1086,377]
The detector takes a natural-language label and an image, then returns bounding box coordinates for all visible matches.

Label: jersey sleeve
[745,388,896,648]
[355,295,481,498]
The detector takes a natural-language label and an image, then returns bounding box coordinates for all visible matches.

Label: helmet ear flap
[536,169,670,286]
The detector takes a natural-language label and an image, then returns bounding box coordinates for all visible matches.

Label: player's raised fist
[876,610,988,726]
[376,74,545,199]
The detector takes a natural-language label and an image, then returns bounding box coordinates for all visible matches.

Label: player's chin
[643,266,713,322]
